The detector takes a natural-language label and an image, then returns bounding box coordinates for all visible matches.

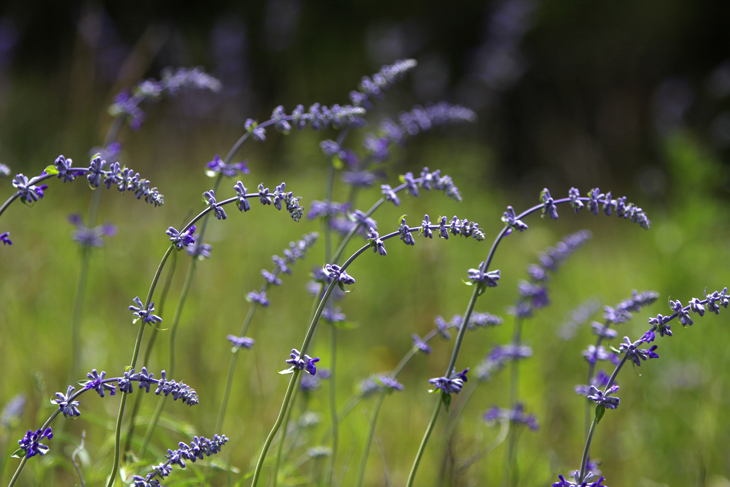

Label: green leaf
[397,214,408,225]
[441,392,452,412]
[609,346,620,354]
[332,155,343,170]
[278,367,295,375]
[10,448,26,459]
[595,404,606,424]
[44,165,59,175]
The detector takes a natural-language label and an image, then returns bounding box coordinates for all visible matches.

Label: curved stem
[273,376,302,487]
[578,415,598,482]
[355,390,386,487]
[250,369,301,487]
[406,398,442,487]
[70,247,91,383]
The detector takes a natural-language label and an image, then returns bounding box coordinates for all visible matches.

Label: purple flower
[398,218,415,245]
[322,307,346,324]
[435,316,452,340]
[136,367,155,393]
[187,240,212,259]
[286,349,320,376]
[568,187,584,213]
[412,334,432,354]
[154,371,199,405]
[68,214,116,248]
[587,384,620,409]
[670,299,693,326]
[367,228,387,256]
[324,264,355,287]
[247,291,270,307]
[84,369,116,397]
[540,188,559,219]
[52,386,80,419]
[245,119,266,141]
[553,473,607,487]
[86,157,104,188]
[705,288,729,314]
[381,184,401,206]
[12,174,47,204]
[227,335,255,349]
[421,214,433,238]
[483,403,539,431]
[582,345,612,365]
[1,232,11,245]
[18,427,53,458]
[619,336,659,366]
[203,189,227,220]
[467,263,501,287]
[166,225,196,249]
[52,155,76,182]
[502,206,528,232]
[206,155,249,178]
[591,322,617,339]
[575,370,611,396]
[129,297,163,325]
[234,181,251,212]
[429,368,469,395]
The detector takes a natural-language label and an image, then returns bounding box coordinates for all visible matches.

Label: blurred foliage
[1,1,730,487]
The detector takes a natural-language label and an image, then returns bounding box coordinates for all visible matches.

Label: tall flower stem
[355,391,386,487]
[69,247,91,383]
[272,375,302,487]
[106,245,174,487]
[505,316,524,487]
[406,399,442,487]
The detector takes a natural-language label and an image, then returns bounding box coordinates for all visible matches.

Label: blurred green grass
[1,80,730,487]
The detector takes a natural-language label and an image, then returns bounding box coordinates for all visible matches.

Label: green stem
[250,370,301,487]
[355,390,386,487]
[273,375,302,487]
[324,326,338,487]
[123,250,178,457]
[505,317,523,487]
[406,398,442,487]
[106,246,174,487]
[578,415,598,482]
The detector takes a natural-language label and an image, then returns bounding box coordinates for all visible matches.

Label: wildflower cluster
[358,375,405,397]
[16,427,53,458]
[484,403,539,431]
[109,66,221,130]
[132,434,229,487]
[68,213,117,248]
[476,344,533,381]
[350,58,417,108]
[283,349,321,376]
[11,174,47,204]
[429,368,469,395]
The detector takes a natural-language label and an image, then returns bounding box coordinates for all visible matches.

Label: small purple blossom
[129,297,163,325]
[166,225,196,249]
[234,181,251,212]
[381,184,401,206]
[502,206,528,232]
[398,218,415,245]
[203,189,227,220]
[227,335,255,349]
[18,427,53,458]
[247,291,270,307]
[483,403,539,431]
[619,336,659,366]
[84,369,116,397]
[467,264,501,287]
[587,384,620,409]
[325,264,355,287]
[429,368,469,395]
[540,188,559,219]
[367,228,387,256]
[1,232,11,245]
[286,349,320,376]
[412,334,432,354]
[206,155,249,178]
[52,386,81,419]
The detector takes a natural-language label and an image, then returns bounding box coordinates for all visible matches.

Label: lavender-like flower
[553,473,607,487]
[84,369,116,397]
[187,240,212,260]
[205,155,249,178]
[502,206,528,232]
[587,384,620,409]
[350,59,418,108]
[399,218,416,245]
[68,214,117,248]
[51,386,81,419]
[429,368,469,394]
[483,403,539,431]
[322,306,346,324]
[284,349,320,376]
[247,291,270,307]
[17,427,53,458]
[234,181,251,212]
[129,297,163,325]
[203,189,227,220]
[412,334,432,354]
[12,174,47,204]
[227,335,255,350]
[0,232,11,245]
[381,184,401,206]
[166,225,196,249]
[467,264,501,287]
[575,370,611,397]
[367,227,387,256]
[618,336,659,366]
[324,264,356,288]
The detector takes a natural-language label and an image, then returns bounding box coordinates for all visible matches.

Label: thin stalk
[406,399,442,487]
[106,245,174,487]
[578,415,598,482]
[504,316,523,487]
[355,391,386,487]
[273,375,302,487]
[324,326,338,487]
[250,370,301,487]
[123,250,178,457]
[139,255,198,458]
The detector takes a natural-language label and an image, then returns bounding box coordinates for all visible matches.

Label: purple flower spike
[0,232,11,246]
[129,297,163,325]
[467,263,501,287]
[84,369,116,397]
[247,291,270,307]
[412,334,432,354]
[166,225,196,249]
[587,384,620,409]
[540,188,559,219]
[324,264,355,287]
[18,427,53,458]
[502,206,528,232]
[52,385,81,419]
[227,335,255,349]
[429,368,469,395]
[367,228,387,256]
[619,336,659,366]
[285,349,321,376]
[381,184,401,206]
[206,155,249,178]
[203,190,227,220]
[568,187,584,213]
[399,218,415,245]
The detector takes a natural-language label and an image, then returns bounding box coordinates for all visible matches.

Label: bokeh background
[1,1,730,486]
